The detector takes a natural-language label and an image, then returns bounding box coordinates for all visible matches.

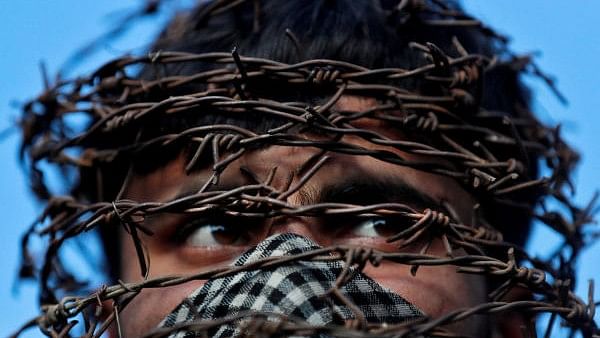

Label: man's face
[116,96,488,337]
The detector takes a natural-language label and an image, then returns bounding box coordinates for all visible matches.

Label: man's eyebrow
[143,181,245,229]
[169,173,440,211]
[312,174,440,211]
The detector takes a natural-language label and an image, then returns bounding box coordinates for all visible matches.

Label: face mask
[157,233,424,337]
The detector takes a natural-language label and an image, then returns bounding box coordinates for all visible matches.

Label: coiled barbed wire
[11,0,599,337]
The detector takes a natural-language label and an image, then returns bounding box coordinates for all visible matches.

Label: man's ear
[491,285,535,338]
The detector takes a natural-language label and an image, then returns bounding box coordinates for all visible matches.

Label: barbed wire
[12,0,599,337]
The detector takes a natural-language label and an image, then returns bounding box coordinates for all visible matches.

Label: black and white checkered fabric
[159,233,423,337]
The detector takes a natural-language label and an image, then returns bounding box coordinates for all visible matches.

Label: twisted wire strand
[13,0,598,337]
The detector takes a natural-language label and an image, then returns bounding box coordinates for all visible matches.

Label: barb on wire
[12,0,597,337]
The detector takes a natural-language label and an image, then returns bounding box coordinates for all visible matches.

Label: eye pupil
[372,219,396,237]
[372,219,386,230]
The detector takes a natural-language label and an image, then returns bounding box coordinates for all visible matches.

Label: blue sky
[0,1,598,337]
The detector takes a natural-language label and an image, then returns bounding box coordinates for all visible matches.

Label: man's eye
[351,218,399,238]
[183,222,249,247]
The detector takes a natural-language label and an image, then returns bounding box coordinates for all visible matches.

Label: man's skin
[115,97,523,337]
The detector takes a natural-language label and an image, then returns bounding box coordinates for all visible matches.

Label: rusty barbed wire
[11,0,599,337]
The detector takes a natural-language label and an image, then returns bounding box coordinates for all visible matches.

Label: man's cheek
[119,280,206,337]
[363,262,487,337]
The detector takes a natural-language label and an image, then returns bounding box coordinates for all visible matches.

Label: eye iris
[371,218,395,237]
[354,218,394,237]
[185,224,243,247]
[210,225,240,245]
[371,219,386,231]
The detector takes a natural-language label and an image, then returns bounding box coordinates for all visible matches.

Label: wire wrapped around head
[12,0,598,337]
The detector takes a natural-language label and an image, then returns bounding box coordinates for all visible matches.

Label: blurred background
[0,1,598,337]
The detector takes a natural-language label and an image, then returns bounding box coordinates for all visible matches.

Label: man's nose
[266,216,328,246]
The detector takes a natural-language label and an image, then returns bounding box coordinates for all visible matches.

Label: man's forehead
[334,95,406,135]
[335,96,378,111]
[125,140,475,225]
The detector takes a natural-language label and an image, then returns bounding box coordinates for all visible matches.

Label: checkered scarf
[158,233,423,337]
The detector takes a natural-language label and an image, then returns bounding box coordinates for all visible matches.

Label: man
[15,0,597,337]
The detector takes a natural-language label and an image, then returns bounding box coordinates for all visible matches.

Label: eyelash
[173,216,221,243]
[173,214,414,248]
[173,215,264,246]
